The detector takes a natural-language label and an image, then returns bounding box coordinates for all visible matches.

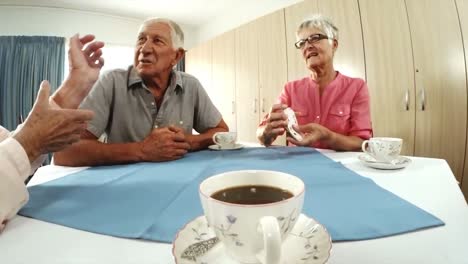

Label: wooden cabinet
[406,0,467,182]
[361,0,467,183]
[317,0,366,80]
[211,31,237,131]
[186,33,237,132]
[359,0,416,155]
[235,10,288,144]
[185,41,212,96]
[235,20,259,143]
[257,10,288,145]
[458,0,468,199]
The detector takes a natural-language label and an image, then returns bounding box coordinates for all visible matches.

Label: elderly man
[0,34,104,231]
[54,18,228,167]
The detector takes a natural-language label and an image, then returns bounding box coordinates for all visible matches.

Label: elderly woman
[257,15,372,151]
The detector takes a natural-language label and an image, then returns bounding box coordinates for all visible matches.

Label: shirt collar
[127,66,184,93]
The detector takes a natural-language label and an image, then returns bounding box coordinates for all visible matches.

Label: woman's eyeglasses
[294,34,330,49]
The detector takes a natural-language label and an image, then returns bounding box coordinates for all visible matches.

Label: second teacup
[212,131,237,148]
[362,137,402,163]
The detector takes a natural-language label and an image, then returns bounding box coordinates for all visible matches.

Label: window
[63,43,134,79]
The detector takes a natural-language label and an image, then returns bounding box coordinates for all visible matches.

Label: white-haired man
[54,18,228,167]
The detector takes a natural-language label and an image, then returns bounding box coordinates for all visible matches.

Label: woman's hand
[257,104,288,146]
[287,123,332,146]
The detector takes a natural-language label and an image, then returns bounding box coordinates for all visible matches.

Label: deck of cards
[284,107,303,141]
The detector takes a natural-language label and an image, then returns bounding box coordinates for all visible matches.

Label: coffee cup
[212,131,237,148]
[361,137,402,163]
[199,170,305,264]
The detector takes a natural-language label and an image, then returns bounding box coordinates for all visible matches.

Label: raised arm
[51,34,104,109]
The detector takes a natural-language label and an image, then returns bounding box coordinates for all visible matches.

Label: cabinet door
[457,0,468,199]
[185,41,212,96]
[235,21,260,143]
[212,31,237,131]
[359,0,416,155]
[317,0,365,79]
[257,10,288,146]
[406,0,467,181]
[284,0,319,81]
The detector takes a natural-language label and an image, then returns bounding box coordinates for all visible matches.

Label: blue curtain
[0,36,65,131]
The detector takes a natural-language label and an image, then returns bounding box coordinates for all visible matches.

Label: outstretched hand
[68,34,105,85]
[13,81,94,162]
[52,34,105,109]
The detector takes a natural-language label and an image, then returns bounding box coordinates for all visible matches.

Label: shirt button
[154,125,158,128]
[151,102,155,106]
[316,115,320,119]
[339,111,343,115]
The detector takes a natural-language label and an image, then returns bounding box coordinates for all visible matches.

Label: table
[1,151,467,264]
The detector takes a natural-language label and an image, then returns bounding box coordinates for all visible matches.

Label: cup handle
[212,132,219,144]
[258,216,281,264]
[362,140,370,154]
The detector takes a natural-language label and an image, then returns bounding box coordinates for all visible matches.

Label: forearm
[51,71,95,109]
[53,139,144,166]
[190,127,228,151]
[325,132,364,151]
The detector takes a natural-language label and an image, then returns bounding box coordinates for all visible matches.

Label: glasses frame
[294,33,331,49]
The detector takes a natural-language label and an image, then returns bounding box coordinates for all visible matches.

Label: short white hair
[296,14,339,44]
[140,18,185,49]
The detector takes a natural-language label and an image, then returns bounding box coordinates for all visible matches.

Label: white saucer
[208,143,244,151]
[172,214,332,264]
[358,154,411,170]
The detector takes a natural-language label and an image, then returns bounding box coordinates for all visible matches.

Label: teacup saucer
[172,214,332,264]
[208,143,244,151]
[358,154,411,170]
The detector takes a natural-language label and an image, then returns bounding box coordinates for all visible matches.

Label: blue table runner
[20,147,444,242]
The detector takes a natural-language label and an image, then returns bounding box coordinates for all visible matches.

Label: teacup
[362,137,403,163]
[199,170,305,264]
[212,131,237,148]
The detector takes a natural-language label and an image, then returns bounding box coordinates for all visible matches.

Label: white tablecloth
[1,151,467,264]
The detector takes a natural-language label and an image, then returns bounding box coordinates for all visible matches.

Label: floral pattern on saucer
[358,154,411,170]
[172,214,332,264]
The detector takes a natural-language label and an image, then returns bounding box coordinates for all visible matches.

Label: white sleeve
[0,136,31,230]
[9,124,46,174]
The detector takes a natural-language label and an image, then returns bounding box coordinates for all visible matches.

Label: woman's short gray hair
[141,18,185,50]
[296,14,339,43]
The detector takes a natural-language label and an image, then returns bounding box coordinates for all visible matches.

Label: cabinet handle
[405,89,410,111]
[253,99,258,113]
[416,69,425,111]
[420,87,426,111]
[232,101,235,115]
[261,98,266,113]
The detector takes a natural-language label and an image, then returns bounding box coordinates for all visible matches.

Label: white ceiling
[0,0,300,28]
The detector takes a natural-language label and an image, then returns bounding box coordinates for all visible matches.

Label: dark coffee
[211,185,294,205]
